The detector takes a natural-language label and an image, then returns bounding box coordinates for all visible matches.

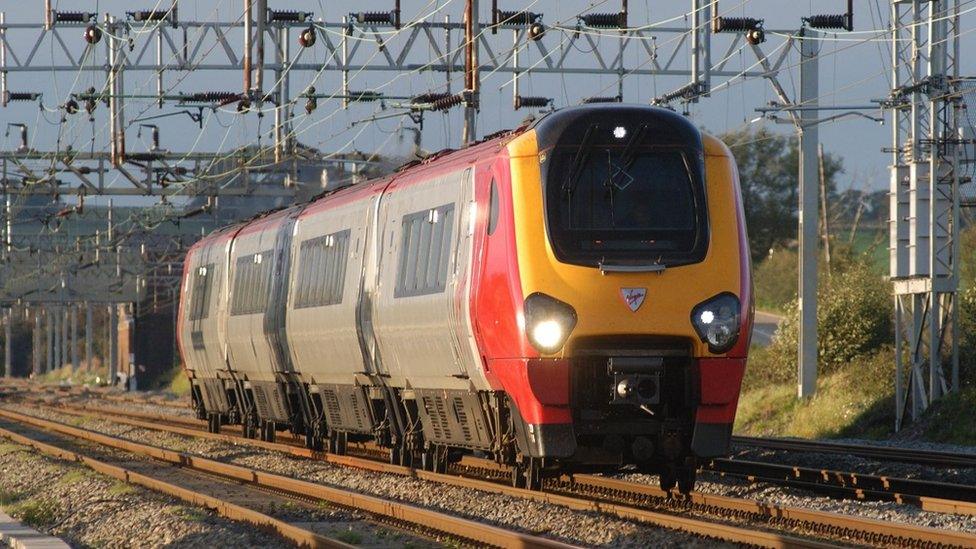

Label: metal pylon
[887,0,962,430]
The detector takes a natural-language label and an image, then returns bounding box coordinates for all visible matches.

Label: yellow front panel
[506,131,742,357]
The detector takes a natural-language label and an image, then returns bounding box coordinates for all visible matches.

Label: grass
[153,365,191,397]
[335,530,363,545]
[736,346,896,440]
[167,506,208,522]
[0,489,22,506]
[107,481,136,496]
[912,385,976,445]
[58,469,95,486]
[8,498,60,527]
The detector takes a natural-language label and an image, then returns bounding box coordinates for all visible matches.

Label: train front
[496,104,752,490]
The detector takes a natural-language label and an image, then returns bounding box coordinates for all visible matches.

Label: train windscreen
[544,128,708,267]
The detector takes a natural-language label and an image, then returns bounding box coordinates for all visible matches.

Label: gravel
[9,402,723,549]
[0,436,287,548]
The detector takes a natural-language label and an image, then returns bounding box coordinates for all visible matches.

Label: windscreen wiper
[561,124,599,196]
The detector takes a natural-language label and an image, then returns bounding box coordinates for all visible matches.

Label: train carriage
[177,104,753,492]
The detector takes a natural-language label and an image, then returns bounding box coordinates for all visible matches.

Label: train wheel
[329,432,347,455]
[513,458,542,490]
[242,413,256,439]
[422,445,446,473]
[305,430,323,451]
[677,458,698,495]
[659,465,677,493]
[261,421,276,443]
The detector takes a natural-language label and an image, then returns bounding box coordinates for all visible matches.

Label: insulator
[127,9,175,23]
[713,16,762,33]
[347,90,382,103]
[411,92,454,106]
[5,92,40,102]
[305,98,317,115]
[237,99,251,113]
[805,14,850,31]
[299,26,317,48]
[529,22,546,41]
[515,96,550,109]
[84,25,102,44]
[582,95,622,104]
[268,10,313,23]
[355,11,394,25]
[429,94,464,112]
[495,10,541,26]
[85,98,97,114]
[580,12,625,29]
[746,28,765,45]
[53,11,95,24]
[184,91,240,103]
[65,99,80,114]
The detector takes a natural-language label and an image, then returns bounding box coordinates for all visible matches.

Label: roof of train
[186,104,698,256]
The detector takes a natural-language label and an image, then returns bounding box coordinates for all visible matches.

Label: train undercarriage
[189,351,705,493]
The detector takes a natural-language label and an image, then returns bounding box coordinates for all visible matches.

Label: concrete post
[109,304,118,384]
[61,306,69,370]
[797,29,819,398]
[3,308,11,377]
[85,303,93,371]
[70,304,78,372]
[53,307,61,370]
[33,311,41,377]
[45,308,52,373]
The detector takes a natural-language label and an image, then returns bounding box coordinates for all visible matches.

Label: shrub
[769,258,892,374]
[959,286,976,385]
[753,248,797,312]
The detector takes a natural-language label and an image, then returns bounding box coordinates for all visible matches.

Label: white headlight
[531,320,564,351]
[613,126,627,139]
[699,310,715,325]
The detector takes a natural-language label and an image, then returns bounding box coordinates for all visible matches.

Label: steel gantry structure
[886,0,966,429]
[0,1,853,388]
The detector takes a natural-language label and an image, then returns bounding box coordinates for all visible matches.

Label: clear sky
[1,1,972,197]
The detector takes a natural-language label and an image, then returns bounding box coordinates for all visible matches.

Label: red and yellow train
[177,104,752,492]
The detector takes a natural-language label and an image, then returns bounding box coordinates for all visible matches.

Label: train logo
[620,288,647,312]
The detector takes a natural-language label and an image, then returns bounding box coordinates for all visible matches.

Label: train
[177,103,753,493]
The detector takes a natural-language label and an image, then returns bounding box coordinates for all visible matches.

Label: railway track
[16,393,976,548]
[706,458,976,516]
[0,406,576,549]
[733,435,976,469]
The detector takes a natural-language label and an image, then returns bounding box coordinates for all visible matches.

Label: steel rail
[12,401,836,548]
[38,400,976,548]
[733,436,976,469]
[0,422,351,548]
[707,458,976,516]
[0,407,572,549]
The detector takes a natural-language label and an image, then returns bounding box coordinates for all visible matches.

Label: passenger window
[189,263,216,321]
[395,203,455,297]
[230,251,272,315]
[487,180,499,235]
[294,230,350,308]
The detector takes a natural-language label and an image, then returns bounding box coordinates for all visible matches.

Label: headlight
[691,293,740,354]
[524,293,577,354]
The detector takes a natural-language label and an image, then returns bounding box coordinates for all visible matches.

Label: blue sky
[2,1,972,197]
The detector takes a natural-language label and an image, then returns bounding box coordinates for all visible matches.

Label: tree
[719,126,844,262]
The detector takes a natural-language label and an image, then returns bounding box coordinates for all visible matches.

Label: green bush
[753,248,797,312]
[769,258,892,374]
[959,286,976,385]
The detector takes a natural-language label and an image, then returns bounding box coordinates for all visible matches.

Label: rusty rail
[0,407,576,549]
[28,401,961,548]
[706,458,976,516]
[0,422,349,548]
[733,436,976,469]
